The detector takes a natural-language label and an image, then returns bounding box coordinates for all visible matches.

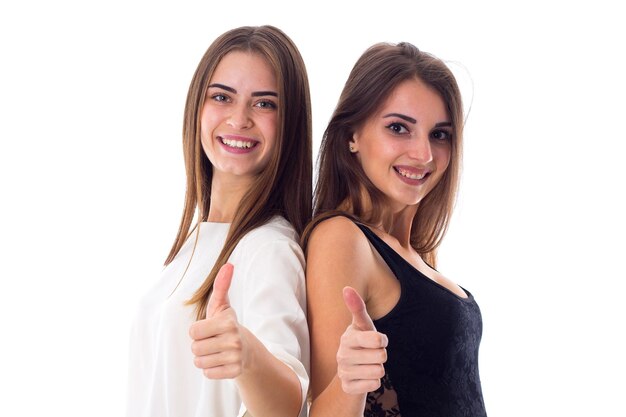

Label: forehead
[377,77,448,120]
[210,51,277,89]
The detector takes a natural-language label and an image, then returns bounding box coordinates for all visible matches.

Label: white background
[1,1,624,416]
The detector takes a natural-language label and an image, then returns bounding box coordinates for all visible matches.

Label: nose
[226,103,252,129]
[408,134,433,163]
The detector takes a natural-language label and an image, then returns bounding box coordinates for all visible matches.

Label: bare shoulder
[308,215,363,242]
[306,216,373,291]
[307,216,370,257]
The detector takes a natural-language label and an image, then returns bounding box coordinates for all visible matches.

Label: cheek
[259,116,279,152]
[199,102,224,132]
[360,139,395,164]
[199,120,218,162]
[199,122,213,152]
[263,115,279,140]
[199,109,211,141]
[434,145,452,172]
[199,114,223,155]
[357,145,389,180]
[429,147,451,190]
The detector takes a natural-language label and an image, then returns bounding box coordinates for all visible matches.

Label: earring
[349,144,356,153]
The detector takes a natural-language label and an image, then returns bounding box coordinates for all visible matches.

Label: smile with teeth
[395,167,427,180]
[219,136,257,149]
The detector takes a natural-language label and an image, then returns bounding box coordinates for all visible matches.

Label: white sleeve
[236,237,310,417]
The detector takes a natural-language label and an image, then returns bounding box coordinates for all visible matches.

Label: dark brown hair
[303,42,463,267]
[165,25,312,318]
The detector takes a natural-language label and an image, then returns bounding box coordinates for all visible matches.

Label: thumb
[206,263,234,318]
[343,286,376,331]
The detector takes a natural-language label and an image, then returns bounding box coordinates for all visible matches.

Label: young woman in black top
[303,42,487,417]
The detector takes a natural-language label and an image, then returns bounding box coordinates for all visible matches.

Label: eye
[210,93,229,103]
[431,129,452,142]
[254,99,277,110]
[386,122,409,135]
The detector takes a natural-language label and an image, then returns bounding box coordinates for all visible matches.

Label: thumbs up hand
[206,262,234,318]
[336,287,388,394]
[190,263,246,379]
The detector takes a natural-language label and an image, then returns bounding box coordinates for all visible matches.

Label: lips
[394,166,429,181]
[217,135,259,150]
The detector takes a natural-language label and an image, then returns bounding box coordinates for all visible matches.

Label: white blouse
[126,216,309,417]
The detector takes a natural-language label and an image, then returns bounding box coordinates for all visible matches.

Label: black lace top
[356,223,487,417]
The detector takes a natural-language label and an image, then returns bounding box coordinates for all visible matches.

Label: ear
[349,132,359,153]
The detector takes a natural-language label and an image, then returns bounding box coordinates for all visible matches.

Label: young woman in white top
[127,25,312,417]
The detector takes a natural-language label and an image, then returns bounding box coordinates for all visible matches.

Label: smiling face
[351,77,452,212]
[199,51,279,184]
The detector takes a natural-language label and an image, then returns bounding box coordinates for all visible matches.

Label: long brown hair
[165,26,312,318]
[303,42,463,267]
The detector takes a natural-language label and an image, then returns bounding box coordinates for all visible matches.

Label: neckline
[357,223,474,303]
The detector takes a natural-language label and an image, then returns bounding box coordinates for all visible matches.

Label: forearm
[310,375,366,417]
[236,327,303,417]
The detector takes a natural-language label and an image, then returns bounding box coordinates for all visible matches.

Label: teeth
[221,137,255,149]
[397,168,426,180]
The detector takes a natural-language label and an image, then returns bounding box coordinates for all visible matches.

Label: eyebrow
[208,83,278,97]
[208,83,236,93]
[383,113,452,128]
[252,91,278,97]
[383,113,416,124]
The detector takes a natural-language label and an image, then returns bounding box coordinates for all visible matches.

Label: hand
[336,286,388,394]
[189,263,246,379]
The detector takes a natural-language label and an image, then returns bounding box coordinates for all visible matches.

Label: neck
[382,206,418,248]
[374,204,417,249]
[344,187,418,248]
[207,172,254,223]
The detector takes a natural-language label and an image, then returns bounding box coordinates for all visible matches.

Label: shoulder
[308,215,362,244]
[241,216,299,245]
[232,216,305,273]
[306,216,374,289]
[307,215,369,255]
[237,216,303,259]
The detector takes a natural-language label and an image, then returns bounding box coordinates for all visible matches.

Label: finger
[202,363,243,380]
[343,286,376,331]
[337,346,387,365]
[206,263,234,318]
[189,312,238,341]
[338,363,386,381]
[355,331,388,349]
[193,350,242,370]
[340,328,387,350]
[341,378,382,395]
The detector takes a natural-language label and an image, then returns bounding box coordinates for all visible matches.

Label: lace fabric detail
[365,374,401,417]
